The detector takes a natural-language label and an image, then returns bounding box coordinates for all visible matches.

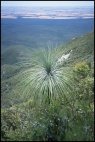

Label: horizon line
[2,5,94,7]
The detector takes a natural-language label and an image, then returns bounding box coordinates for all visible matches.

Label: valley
[1,4,94,141]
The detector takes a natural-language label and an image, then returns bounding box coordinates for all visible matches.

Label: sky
[1,1,94,7]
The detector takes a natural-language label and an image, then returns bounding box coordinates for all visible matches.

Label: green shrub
[74,61,90,78]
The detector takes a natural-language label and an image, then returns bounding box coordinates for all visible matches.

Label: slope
[1,32,94,108]
[60,32,94,66]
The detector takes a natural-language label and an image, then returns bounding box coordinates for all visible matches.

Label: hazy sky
[1,1,94,7]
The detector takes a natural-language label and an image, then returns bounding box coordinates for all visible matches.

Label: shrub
[74,61,90,78]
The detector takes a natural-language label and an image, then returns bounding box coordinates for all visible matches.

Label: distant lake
[1,18,94,49]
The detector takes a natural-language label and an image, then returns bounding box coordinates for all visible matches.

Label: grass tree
[14,47,74,105]
[9,47,75,141]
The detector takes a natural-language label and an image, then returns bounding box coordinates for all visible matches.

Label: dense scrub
[1,33,94,141]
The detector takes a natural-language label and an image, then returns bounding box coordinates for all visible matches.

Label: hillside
[1,32,94,65]
[1,32,94,141]
[1,32,94,107]
[1,45,33,65]
[59,32,94,66]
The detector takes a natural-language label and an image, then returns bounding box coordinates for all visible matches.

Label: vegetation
[1,32,94,141]
[1,19,94,49]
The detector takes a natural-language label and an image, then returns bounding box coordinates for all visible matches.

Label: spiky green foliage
[1,33,94,141]
[13,47,74,105]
